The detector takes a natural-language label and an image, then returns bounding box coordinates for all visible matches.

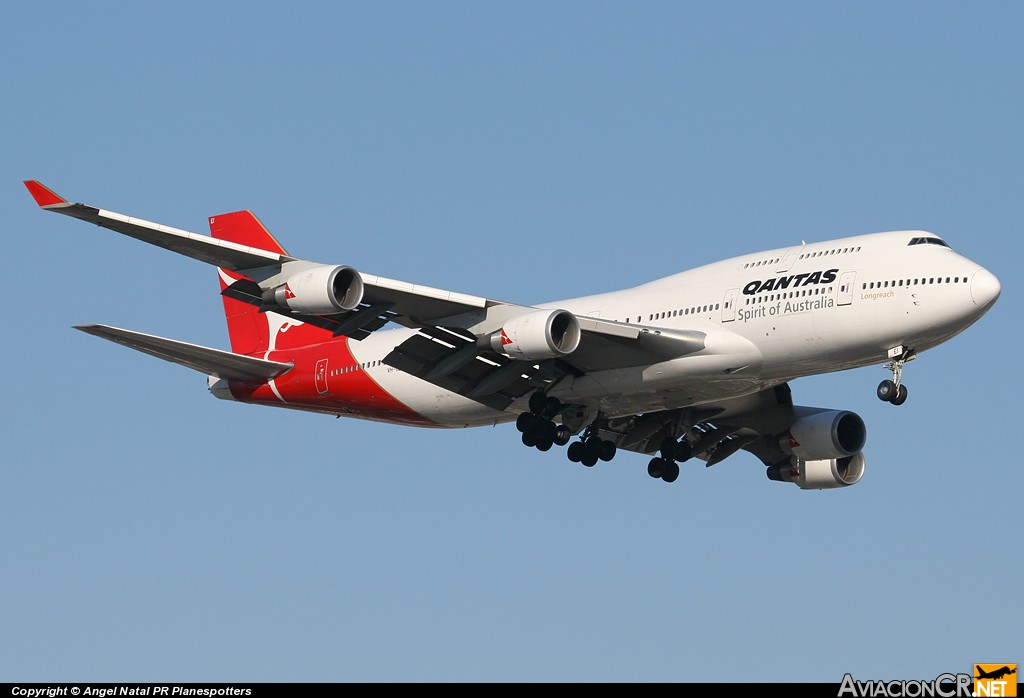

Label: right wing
[599,383,797,460]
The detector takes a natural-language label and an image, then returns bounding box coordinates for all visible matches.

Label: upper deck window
[908,236,951,248]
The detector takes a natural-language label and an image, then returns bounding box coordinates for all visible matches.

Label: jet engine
[488,308,581,361]
[766,453,866,490]
[262,265,364,315]
[780,410,866,460]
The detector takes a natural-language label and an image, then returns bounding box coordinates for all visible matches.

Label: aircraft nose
[971,268,1001,308]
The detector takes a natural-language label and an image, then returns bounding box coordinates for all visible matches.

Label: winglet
[23,180,68,208]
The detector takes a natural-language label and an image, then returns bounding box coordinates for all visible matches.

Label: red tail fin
[210,211,287,356]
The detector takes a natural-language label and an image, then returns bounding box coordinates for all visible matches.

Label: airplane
[24,180,1001,488]
[976,666,1016,681]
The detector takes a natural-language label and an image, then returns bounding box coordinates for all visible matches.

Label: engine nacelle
[488,309,581,360]
[780,410,866,460]
[767,453,866,490]
[263,265,364,315]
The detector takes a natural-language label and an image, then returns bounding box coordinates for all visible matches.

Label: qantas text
[743,268,839,295]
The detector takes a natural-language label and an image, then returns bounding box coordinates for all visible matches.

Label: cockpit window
[908,236,951,248]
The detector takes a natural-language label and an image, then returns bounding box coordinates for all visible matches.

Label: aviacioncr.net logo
[838,673,973,697]
[974,664,1017,697]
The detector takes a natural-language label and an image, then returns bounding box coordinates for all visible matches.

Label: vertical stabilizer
[209,211,287,356]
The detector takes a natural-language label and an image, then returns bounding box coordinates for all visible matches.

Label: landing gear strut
[647,435,693,483]
[877,346,914,406]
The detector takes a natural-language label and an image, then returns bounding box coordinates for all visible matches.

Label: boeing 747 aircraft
[25,180,1000,488]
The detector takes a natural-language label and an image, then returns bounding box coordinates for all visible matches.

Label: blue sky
[2,2,1020,683]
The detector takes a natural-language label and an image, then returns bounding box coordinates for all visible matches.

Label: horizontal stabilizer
[75,324,293,382]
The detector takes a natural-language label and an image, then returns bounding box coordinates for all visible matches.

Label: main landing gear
[517,392,571,452]
[516,392,617,467]
[647,436,693,483]
[877,346,915,406]
[566,428,616,468]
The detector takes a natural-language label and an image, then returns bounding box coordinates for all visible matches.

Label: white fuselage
[346,230,999,427]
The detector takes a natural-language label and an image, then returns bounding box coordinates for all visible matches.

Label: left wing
[24,180,292,271]
[25,180,508,327]
[27,180,732,404]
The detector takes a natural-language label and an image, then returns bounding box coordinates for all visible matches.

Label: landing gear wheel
[661,461,680,483]
[583,437,603,462]
[522,432,539,447]
[599,441,616,462]
[877,380,897,402]
[891,383,909,406]
[675,440,693,462]
[581,454,598,467]
[554,426,572,446]
[526,420,549,442]
[536,439,553,452]
[516,412,534,432]
[567,441,584,462]
[648,457,665,479]
[879,347,915,405]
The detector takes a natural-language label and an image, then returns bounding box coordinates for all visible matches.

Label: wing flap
[383,326,566,409]
[568,324,707,372]
[361,273,491,324]
[75,324,293,382]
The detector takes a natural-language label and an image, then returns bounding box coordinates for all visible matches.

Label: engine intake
[767,453,866,490]
[263,265,364,315]
[487,309,581,361]
[780,410,866,460]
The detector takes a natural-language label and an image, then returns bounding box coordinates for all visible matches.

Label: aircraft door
[315,358,329,394]
[837,272,857,306]
[777,250,800,273]
[722,288,739,322]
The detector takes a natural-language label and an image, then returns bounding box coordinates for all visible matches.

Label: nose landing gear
[877,346,915,406]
